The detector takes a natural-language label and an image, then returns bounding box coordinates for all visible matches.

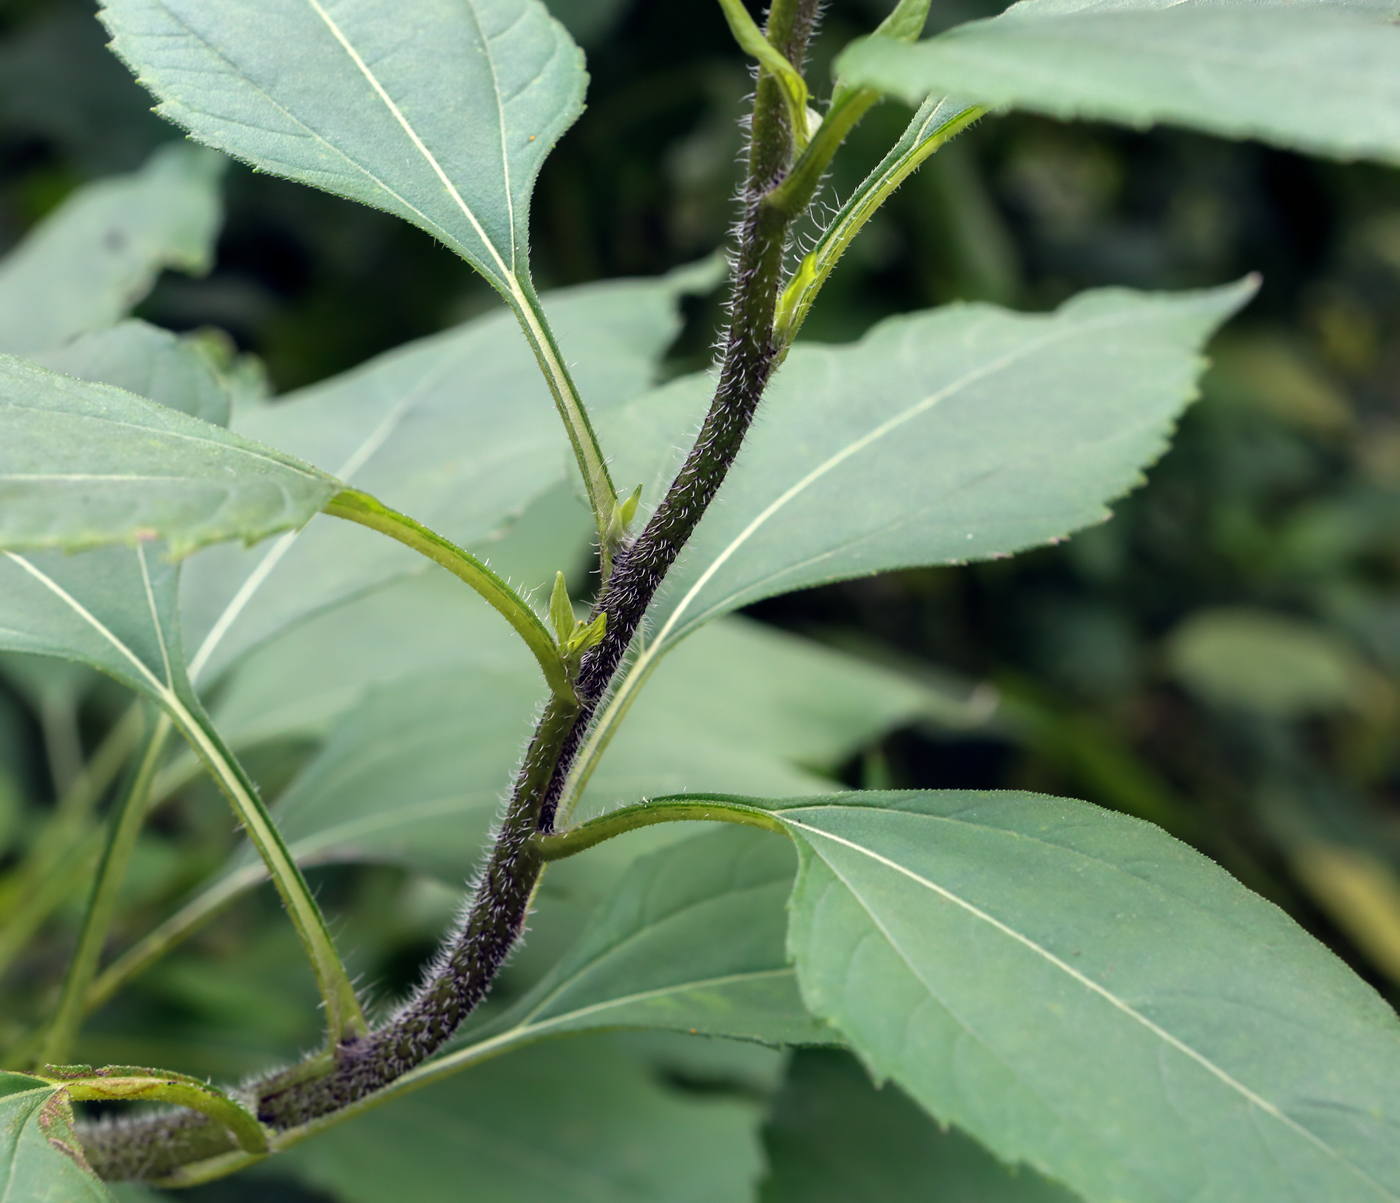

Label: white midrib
[785,815,1397,1201]
[303,0,514,281]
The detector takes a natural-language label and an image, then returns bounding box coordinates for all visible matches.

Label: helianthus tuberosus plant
[2,0,1400,1198]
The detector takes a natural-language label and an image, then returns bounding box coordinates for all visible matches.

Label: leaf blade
[757,791,1400,1203]
[837,2,1400,164]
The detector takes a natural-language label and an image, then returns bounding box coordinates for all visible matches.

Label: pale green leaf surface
[0,545,186,707]
[284,1037,763,1203]
[0,355,339,557]
[578,618,957,818]
[761,1049,1078,1203]
[0,144,222,354]
[837,1,1400,164]
[99,0,584,295]
[639,282,1252,654]
[33,320,240,427]
[179,273,697,684]
[744,790,1400,1203]
[0,1072,113,1203]
[485,828,832,1047]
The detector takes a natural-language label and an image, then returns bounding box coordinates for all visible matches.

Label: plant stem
[37,712,171,1068]
[326,488,574,702]
[79,0,825,1175]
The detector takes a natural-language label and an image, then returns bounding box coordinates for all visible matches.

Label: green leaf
[634,283,1252,651]
[33,320,242,427]
[748,790,1400,1203]
[576,617,970,819]
[99,0,583,301]
[837,0,1400,165]
[481,827,832,1047]
[0,144,223,354]
[284,1037,763,1203]
[0,1071,114,1202]
[0,355,339,558]
[1165,607,1375,718]
[180,272,699,684]
[761,1049,1078,1202]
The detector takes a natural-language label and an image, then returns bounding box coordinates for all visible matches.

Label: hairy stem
[81,0,824,1177]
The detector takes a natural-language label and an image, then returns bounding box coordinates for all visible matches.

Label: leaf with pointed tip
[99,0,584,299]
[179,272,705,684]
[483,828,833,1048]
[0,354,339,558]
[621,282,1253,659]
[716,790,1400,1203]
[0,1072,114,1202]
[0,144,223,354]
[837,0,1400,165]
[282,1038,763,1203]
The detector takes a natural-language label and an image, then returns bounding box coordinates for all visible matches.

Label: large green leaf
[239,612,940,882]
[837,0,1400,165]
[0,144,222,354]
[761,1049,1078,1203]
[0,1072,113,1202]
[283,1037,763,1203]
[726,790,1400,1203]
[480,828,832,1048]
[33,320,246,428]
[637,283,1252,653]
[179,272,700,684]
[0,354,338,558]
[98,0,583,301]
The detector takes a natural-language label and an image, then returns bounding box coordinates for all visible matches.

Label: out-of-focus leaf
[1208,334,1353,434]
[0,144,223,354]
[1291,842,1400,987]
[761,1049,1078,1203]
[547,0,633,45]
[0,1072,114,1202]
[99,0,583,300]
[283,1037,763,1203]
[0,356,338,557]
[1165,607,1376,718]
[579,617,964,817]
[714,789,1400,1203]
[837,0,1400,165]
[483,828,832,1047]
[33,320,242,428]
[180,272,700,684]
[630,282,1252,656]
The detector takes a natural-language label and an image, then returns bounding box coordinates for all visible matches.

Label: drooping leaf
[627,282,1253,655]
[761,1049,1078,1203]
[33,320,244,427]
[283,1037,764,1203]
[0,355,339,558]
[179,271,702,684]
[717,789,1400,1203]
[482,828,832,1048]
[837,0,1400,165]
[0,144,223,354]
[98,0,584,300]
[0,1072,114,1202]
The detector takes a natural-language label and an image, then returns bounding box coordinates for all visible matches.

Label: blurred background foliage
[3,0,1400,1197]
